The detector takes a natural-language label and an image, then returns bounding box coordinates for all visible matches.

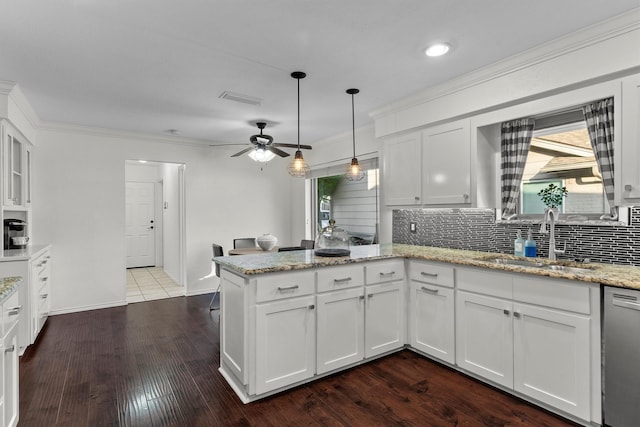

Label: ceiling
[1,1,637,148]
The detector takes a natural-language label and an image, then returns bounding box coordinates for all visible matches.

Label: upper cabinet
[384,118,475,207]
[620,74,640,204]
[1,120,32,209]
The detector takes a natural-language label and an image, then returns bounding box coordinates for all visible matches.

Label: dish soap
[514,230,525,257]
[524,229,537,257]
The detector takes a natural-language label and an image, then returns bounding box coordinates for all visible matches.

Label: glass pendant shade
[288,150,309,177]
[248,147,276,163]
[346,157,366,181]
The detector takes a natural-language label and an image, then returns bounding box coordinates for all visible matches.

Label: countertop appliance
[603,286,640,427]
[3,219,27,250]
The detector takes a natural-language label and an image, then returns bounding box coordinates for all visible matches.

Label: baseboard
[50,300,128,316]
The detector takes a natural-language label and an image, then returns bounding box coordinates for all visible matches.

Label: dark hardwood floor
[19,294,579,427]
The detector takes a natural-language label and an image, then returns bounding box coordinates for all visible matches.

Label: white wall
[32,128,294,314]
[161,162,182,283]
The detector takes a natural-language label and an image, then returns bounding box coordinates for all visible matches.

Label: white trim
[50,300,128,315]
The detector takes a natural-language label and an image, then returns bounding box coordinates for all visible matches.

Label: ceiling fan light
[346,157,365,181]
[248,147,276,163]
[288,150,309,177]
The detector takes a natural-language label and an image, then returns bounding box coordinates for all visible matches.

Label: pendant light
[288,71,310,177]
[345,88,365,181]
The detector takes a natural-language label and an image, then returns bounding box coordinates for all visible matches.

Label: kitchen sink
[543,265,595,274]
[492,258,545,268]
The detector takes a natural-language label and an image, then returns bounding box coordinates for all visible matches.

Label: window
[309,158,379,245]
[518,116,608,218]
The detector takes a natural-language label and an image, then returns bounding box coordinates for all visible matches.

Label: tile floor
[126,267,183,303]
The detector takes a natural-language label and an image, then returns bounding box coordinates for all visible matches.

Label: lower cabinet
[254,294,316,395]
[456,267,595,421]
[316,287,364,374]
[408,261,455,364]
[365,281,404,358]
[2,322,19,427]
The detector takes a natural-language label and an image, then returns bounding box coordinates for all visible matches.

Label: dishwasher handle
[612,293,640,310]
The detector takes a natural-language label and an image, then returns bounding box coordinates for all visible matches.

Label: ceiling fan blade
[266,145,290,157]
[230,147,255,157]
[272,143,312,150]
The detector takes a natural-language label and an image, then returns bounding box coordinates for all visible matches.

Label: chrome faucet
[539,207,565,261]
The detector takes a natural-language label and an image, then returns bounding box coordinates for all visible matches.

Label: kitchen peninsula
[214,244,639,425]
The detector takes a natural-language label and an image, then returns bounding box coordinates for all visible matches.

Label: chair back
[300,239,315,249]
[234,238,256,249]
[278,246,305,252]
[212,243,224,276]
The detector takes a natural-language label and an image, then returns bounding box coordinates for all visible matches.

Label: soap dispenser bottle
[514,230,525,257]
[524,229,537,257]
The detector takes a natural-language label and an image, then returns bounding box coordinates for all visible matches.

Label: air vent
[218,91,262,106]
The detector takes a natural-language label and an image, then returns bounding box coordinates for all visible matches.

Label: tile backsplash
[392,207,640,266]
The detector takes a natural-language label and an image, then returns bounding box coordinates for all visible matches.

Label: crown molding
[38,121,219,148]
[370,8,640,120]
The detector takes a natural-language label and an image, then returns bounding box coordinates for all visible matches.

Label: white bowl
[256,234,277,251]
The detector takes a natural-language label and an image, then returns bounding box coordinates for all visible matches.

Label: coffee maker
[4,219,28,249]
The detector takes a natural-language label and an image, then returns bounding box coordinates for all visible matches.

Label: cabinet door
[620,74,640,202]
[2,125,24,207]
[408,282,455,364]
[255,295,315,395]
[316,287,364,374]
[456,291,513,388]
[384,132,422,205]
[422,119,471,205]
[3,322,19,427]
[513,303,590,420]
[365,281,405,358]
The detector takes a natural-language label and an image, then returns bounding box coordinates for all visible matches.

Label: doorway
[125,161,186,303]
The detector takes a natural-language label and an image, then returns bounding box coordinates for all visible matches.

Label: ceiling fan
[230,122,312,159]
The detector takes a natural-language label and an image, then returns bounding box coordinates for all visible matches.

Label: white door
[254,295,315,395]
[409,281,455,364]
[513,303,591,420]
[126,182,156,268]
[365,281,405,358]
[456,290,514,388]
[316,287,364,374]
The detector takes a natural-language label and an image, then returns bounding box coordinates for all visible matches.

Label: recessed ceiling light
[425,43,450,57]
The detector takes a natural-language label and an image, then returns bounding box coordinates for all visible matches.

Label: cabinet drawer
[409,261,454,288]
[256,270,315,303]
[365,260,405,285]
[2,290,21,336]
[456,267,513,299]
[513,276,591,315]
[317,264,364,293]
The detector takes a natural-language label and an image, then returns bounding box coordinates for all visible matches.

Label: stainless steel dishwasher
[603,286,640,427]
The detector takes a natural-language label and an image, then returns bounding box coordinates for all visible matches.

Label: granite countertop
[0,276,23,304]
[214,243,640,290]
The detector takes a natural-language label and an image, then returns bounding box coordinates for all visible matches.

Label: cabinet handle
[41,260,48,265]
[420,272,438,278]
[503,309,510,316]
[4,345,15,354]
[367,293,373,299]
[414,196,420,201]
[379,271,395,277]
[513,312,521,319]
[420,286,439,294]
[41,294,48,299]
[359,295,365,301]
[41,277,48,282]
[308,304,315,310]
[277,285,299,291]
[463,193,469,200]
[625,184,633,191]
[333,277,352,283]
[8,305,23,315]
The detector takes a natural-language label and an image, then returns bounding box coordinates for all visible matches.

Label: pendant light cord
[297,77,301,150]
[351,92,356,158]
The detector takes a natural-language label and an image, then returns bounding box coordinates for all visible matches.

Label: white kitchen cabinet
[620,73,640,203]
[364,260,406,358]
[383,131,422,205]
[255,294,316,395]
[456,290,514,388]
[316,287,364,374]
[2,322,19,427]
[384,119,472,206]
[1,120,31,208]
[513,302,590,420]
[31,248,51,337]
[456,266,597,422]
[408,260,455,364]
[421,120,471,205]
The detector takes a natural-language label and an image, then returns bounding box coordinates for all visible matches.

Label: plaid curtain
[583,97,617,220]
[501,118,535,219]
